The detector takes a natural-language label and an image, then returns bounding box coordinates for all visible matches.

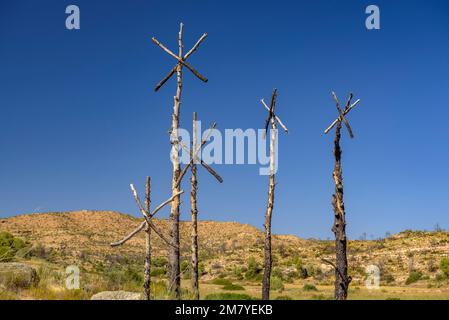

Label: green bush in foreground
[303,283,318,291]
[222,283,245,291]
[440,258,449,278]
[0,232,30,262]
[204,293,256,300]
[405,271,422,285]
[270,276,284,292]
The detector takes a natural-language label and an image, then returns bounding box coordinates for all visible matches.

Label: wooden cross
[152,26,208,91]
[324,92,361,137]
[261,90,289,137]
[259,88,288,300]
[110,177,184,300]
[175,118,223,187]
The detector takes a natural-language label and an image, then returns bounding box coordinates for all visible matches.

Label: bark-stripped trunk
[143,176,151,300]
[262,120,276,300]
[169,23,183,299]
[190,112,199,300]
[332,122,350,300]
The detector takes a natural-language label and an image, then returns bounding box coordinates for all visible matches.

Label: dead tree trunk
[260,89,287,300]
[332,122,350,300]
[168,23,183,299]
[262,174,275,300]
[143,177,151,300]
[190,112,199,300]
[262,119,276,300]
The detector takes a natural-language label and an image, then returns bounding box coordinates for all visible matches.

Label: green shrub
[104,265,143,290]
[275,295,292,300]
[0,232,30,262]
[212,278,232,286]
[204,293,256,300]
[222,283,245,291]
[439,258,449,277]
[270,276,284,292]
[29,243,56,262]
[180,260,189,273]
[199,262,205,275]
[435,272,447,282]
[152,257,168,268]
[150,267,166,277]
[244,257,262,281]
[405,271,422,285]
[303,283,318,291]
[382,274,395,284]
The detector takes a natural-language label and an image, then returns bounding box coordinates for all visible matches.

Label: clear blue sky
[1,0,448,239]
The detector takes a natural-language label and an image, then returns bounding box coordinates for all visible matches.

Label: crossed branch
[173,121,223,188]
[152,27,208,91]
[111,184,184,249]
[324,92,361,136]
[260,88,289,138]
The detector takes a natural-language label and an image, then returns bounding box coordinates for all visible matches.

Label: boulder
[91,290,142,300]
[0,262,39,289]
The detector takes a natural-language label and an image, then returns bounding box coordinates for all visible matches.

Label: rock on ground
[0,262,39,289]
[91,290,142,300]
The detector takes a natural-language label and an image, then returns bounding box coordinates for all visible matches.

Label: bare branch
[154,67,177,92]
[261,99,288,133]
[130,184,180,249]
[178,140,223,184]
[151,37,208,83]
[154,33,208,92]
[150,190,184,218]
[324,99,361,134]
[184,33,208,59]
[174,122,217,188]
[110,221,146,247]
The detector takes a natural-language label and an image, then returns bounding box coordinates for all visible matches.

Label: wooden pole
[262,90,277,300]
[331,121,351,300]
[190,112,199,300]
[143,177,151,300]
[168,22,183,300]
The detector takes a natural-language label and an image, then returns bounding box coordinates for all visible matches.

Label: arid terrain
[1,210,449,300]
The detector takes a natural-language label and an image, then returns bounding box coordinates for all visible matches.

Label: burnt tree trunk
[169,23,183,299]
[190,112,199,300]
[262,119,277,300]
[332,121,350,300]
[143,176,151,300]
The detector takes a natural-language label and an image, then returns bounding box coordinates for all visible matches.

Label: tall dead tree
[111,177,183,300]
[177,112,222,299]
[323,92,361,300]
[152,23,208,298]
[260,89,288,300]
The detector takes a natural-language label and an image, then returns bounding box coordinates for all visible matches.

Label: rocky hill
[1,210,449,286]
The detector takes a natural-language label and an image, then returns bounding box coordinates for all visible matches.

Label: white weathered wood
[261,99,288,133]
[154,33,208,92]
[324,99,361,134]
[151,37,208,82]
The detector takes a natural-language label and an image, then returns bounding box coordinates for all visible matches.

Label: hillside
[1,211,449,299]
